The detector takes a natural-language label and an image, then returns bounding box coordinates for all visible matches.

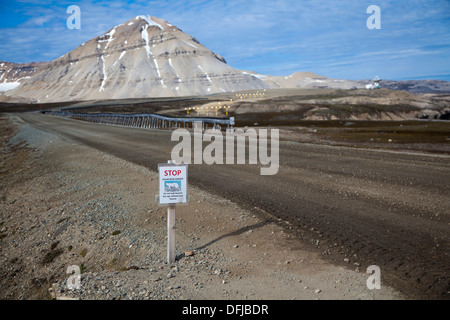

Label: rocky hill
[4,16,269,103]
[375,80,450,94]
[0,61,47,92]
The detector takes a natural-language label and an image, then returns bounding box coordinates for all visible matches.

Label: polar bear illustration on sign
[165,181,181,192]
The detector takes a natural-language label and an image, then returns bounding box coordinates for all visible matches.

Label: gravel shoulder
[0,114,404,300]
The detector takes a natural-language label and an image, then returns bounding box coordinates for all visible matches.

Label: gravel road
[3,112,449,299]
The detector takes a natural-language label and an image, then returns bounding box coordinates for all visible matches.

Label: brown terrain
[1,87,449,301]
[1,113,407,301]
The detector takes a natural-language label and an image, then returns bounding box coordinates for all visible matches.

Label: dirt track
[13,112,450,299]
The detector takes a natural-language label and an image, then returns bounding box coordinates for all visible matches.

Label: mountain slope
[259,71,364,90]
[0,61,47,92]
[8,16,269,102]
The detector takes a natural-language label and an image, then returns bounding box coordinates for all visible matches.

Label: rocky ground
[0,114,404,300]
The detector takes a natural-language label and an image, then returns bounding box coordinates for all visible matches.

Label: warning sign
[158,163,188,205]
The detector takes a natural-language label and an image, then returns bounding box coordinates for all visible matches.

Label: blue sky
[0,0,449,80]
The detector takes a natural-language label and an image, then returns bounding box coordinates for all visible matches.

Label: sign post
[167,204,176,264]
[158,161,188,264]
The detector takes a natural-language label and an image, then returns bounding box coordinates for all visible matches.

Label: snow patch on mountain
[99,55,107,92]
[182,40,198,49]
[141,25,152,58]
[104,27,116,50]
[136,15,164,30]
[112,51,127,67]
[0,81,20,92]
[198,65,212,83]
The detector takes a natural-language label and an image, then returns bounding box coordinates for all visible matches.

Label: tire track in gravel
[17,112,450,299]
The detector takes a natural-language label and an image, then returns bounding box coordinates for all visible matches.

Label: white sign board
[158,163,188,205]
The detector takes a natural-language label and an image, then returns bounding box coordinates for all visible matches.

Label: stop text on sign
[164,170,182,177]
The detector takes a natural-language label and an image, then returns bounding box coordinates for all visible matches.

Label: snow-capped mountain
[6,15,271,102]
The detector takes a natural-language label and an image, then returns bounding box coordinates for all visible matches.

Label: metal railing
[43,111,235,130]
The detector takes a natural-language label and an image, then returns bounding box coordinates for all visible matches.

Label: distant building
[366,76,381,89]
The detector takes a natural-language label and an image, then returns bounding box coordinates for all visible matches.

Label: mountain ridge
[1,15,450,103]
[3,15,269,102]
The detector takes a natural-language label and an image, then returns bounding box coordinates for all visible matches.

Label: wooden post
[167,158,177,265]
[167,204,176,264]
